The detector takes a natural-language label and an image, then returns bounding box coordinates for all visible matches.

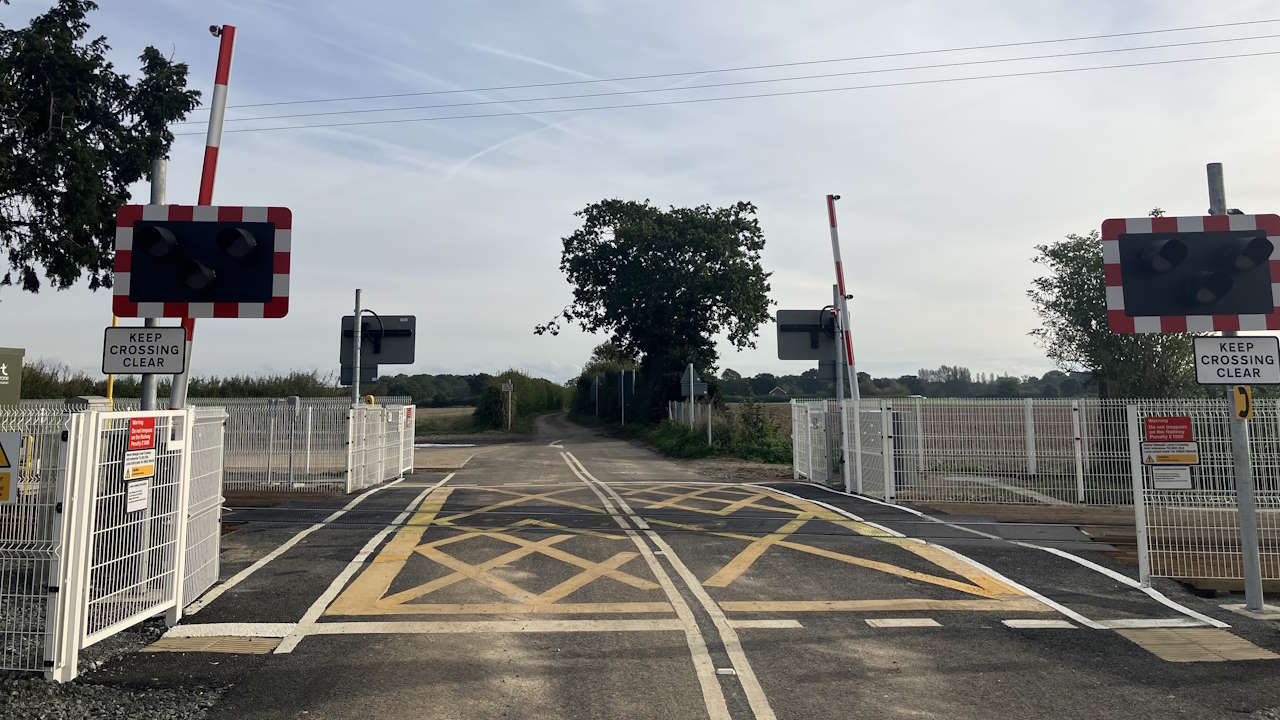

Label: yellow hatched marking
[703,516,812,587]
[328,486,667,617]
[437,487,604,525]
[329,488,453,614]
[650,518,1006,599]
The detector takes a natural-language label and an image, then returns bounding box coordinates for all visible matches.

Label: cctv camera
[209,25,222,36]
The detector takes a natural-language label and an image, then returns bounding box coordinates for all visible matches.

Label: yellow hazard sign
[1140,441,1200,466]
[0,432,18,504]
[1234,385,1253,421]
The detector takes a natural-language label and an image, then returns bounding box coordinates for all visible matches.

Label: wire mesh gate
[0,406,227,681]
[1129,401,1280,585]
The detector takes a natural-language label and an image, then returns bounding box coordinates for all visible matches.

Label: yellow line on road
[327,487,453,615]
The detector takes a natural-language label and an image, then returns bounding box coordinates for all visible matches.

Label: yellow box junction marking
[328,486,671,617]
[627,483,1041,613]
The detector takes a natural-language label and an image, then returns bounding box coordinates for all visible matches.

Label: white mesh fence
[1130,400,1280,582]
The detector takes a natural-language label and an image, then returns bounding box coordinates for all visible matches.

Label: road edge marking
[273,473,454,653]
[567,452,776,720]
[560,452,732,720]
[185,477,407,615]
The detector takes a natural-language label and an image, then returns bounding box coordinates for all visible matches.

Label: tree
[1028,213,1201,397]
[538,199,772,419]
[0,0,200,292]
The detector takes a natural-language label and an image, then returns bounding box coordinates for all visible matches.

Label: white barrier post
[1023,398,1038,475]
[1127,405,1151,587]
[1071,400,1086,503]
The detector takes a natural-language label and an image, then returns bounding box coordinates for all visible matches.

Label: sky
[4,0,1280,384]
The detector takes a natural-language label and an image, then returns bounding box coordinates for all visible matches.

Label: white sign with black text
[125,479,150,513]
[102,327,187,374]
[1193,336,1280,385]
[1151,465,1193,490]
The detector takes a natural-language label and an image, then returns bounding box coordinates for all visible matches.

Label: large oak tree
[538,199,772,420]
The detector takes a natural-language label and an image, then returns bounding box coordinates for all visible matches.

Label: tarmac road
[77,414,1280,720]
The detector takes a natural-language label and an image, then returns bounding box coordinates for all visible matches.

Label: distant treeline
[719,365,1097,400]
[19,362,552,407]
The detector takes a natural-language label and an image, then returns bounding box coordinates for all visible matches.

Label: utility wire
[173,33,1280,125]
[172,49,1280,136]
[185,17,1280,113]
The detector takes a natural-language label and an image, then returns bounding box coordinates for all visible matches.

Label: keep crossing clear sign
[1193,336,1280,385]
[102,327,187,374]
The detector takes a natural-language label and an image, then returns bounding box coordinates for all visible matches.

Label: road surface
[84,414,1280,719]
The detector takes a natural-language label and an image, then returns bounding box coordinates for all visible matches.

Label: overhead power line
[171,50,1280,136]
[186,17,1280,113]
[174,33,1280,125]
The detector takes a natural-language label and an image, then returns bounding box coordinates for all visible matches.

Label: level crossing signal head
[113,205,292,319]
[1104,214,1280,333]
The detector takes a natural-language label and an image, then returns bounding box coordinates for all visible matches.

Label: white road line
[560,452,732,720]
[865,618,941,628]
[566,452,777,720]
[1003,619,1077,629]
[759,484,1106,629]
[792,482,1230,629]
[184,477,406,615]
[273,473,454,654]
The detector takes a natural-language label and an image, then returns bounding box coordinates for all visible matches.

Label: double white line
[561,450,775,720]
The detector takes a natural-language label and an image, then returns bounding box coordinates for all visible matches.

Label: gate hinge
[55,502,63,514]
[43,660,54,668]
[61,430,69,441]
[47,585,59,594]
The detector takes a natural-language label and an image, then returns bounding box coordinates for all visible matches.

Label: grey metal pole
[688,363,695,430]
[1208,162,1265,612]
[833,285,852,492]
[140,157,166,411]
[352,289,363,405]
[707,393,712,446]
[619,370,625,426]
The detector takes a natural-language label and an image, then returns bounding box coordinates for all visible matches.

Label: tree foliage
[1028,221,1201,397]
[0,0,200,292]
[539,199,772,420]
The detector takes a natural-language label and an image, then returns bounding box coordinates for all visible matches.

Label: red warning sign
[128,417,156,451]
[1144,416,1193,443]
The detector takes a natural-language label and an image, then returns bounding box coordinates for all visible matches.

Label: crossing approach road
[84,414,1280,720]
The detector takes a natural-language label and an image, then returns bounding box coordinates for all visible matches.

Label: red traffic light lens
[1140,238,1188,273]
[1231,235,1274,272]
[137,226,179,258]
[181,260,217,290]
[216,227,258,260]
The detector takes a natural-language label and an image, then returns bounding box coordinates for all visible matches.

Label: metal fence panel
[182,408,226,606]
[0,407,77,672]
[1131,400,1280,582]
[79,410,189,648]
